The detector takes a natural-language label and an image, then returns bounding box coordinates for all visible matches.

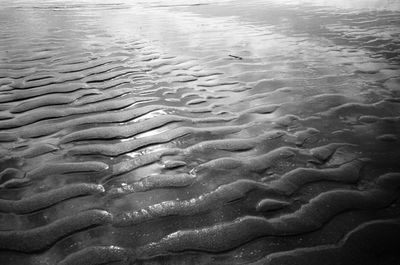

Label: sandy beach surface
[0,0,400,264]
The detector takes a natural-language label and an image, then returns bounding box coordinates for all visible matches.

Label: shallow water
[0,0,400,264]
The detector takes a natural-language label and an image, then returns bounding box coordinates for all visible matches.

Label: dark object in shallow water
[228,54,243,60]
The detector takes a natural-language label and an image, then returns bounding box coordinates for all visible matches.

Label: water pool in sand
[0,0,400,264]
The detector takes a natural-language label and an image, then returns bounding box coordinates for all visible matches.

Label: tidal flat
[0,0,400,264]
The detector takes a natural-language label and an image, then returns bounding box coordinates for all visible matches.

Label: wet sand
[0,0,400,264]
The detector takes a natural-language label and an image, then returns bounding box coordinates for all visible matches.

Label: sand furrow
[0,209,112,252]
[138,183,400,257]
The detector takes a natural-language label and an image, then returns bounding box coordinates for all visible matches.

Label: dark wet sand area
[0,0,400,264]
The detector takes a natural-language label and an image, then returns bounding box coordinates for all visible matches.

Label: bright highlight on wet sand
[0,0,400,264]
